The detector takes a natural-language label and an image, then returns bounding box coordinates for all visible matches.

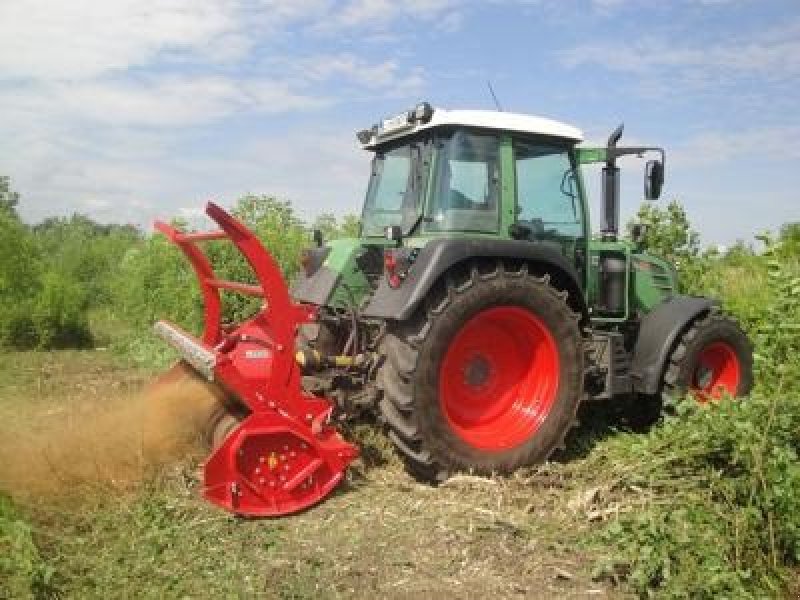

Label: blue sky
[1,0,798,245]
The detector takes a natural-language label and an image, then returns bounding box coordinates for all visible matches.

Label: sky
[1,0,798,245]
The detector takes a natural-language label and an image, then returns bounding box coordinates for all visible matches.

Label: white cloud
[290,54,425,91]
[308,0,461,33]
[0,76,331,129]
[560,19,800,83]
[671,126,800,167]
[12,127,370,228]
[0,0,246,81]
[0,0,453,227]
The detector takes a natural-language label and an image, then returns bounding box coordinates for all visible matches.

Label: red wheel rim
[438,306,560,451]
[690,341,741,402]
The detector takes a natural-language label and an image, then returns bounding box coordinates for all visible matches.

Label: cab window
[514,142,583,240]
[425,130,500,233]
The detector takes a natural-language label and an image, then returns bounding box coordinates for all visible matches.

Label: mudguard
[630,295,716,395]
[361,238,588,321]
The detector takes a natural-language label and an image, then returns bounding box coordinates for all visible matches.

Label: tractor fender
[361,238,588,322]
[630,295,717,395]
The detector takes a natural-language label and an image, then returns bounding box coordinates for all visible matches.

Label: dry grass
[0,357,224,505]
[0,351,624,599]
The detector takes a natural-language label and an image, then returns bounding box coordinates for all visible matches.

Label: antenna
[487,80,503,111]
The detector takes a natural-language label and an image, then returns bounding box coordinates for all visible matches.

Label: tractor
[154,102,753,517]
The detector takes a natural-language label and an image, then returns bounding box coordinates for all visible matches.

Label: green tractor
[292,102,753,481]
[155,102,753,515]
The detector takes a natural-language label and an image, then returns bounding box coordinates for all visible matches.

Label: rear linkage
[154,202,358,517]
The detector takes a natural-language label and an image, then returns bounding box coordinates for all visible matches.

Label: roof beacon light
[413,102,434,123]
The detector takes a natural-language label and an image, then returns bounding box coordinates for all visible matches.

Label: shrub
[31,270,92,349]
[590,226,800,597]
[0,494,57,599]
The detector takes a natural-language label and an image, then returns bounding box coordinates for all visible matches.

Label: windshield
[361,141,427,237]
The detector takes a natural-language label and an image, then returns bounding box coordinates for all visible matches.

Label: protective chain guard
[154,202,358,517]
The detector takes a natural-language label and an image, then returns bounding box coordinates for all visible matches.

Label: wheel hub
[464,355,491,387]
[439,306,560,451]
[691,341,741,401]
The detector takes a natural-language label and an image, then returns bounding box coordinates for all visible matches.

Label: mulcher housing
[155,103,753,516]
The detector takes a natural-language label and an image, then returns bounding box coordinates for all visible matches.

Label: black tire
[378,260,585,482]
[662,309,753,404]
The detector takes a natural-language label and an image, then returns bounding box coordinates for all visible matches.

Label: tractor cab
[299,103,670,323]
[358,103,586,244]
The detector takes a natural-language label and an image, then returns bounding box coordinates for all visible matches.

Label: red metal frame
[155,202,358,516]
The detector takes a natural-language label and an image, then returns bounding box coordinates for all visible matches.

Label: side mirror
[312,229,324,247]
[384,225,403,244]
[644,159,664,200]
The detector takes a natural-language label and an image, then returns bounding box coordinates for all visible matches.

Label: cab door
[512,139,588,288]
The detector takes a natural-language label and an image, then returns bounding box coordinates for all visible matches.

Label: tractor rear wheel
[379,261,584,482]
[663,309,753,403]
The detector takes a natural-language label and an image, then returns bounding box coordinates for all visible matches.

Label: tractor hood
[291,237,387,309]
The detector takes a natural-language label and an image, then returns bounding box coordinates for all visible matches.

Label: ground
[0,350,632,599]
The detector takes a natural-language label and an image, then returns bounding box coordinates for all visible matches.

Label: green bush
[591,218,800,597]
[0,211,97,349]
[1,180,358,355]
[0,494,57,599]
[31,270,92,349]
[0,211,41,349]
[111,195,327,343]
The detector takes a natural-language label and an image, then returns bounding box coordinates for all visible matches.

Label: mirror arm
[606,146,666,170]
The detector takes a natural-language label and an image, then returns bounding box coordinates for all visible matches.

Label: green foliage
[0,209,111,349]
[111,195,312,342]
[628,200,700,261]
[34,215,141,307]
[112,232,205,335]
[32,271,93,349]
[0,179,143,349]
[0,211,43,349]
[0,175,20,218]
[312,212,361,240]
[0,494,57,599]
[593,392,800,597]
[589,224,800,597]
[107,195,359,368]
[628,200,701,287]
[0,174,361,357]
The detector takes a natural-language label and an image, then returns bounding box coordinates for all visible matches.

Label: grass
[0,350,622,599]
[2,348,798,598]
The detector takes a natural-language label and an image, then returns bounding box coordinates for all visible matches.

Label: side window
[514,142,583,239]
[426,130,500,233]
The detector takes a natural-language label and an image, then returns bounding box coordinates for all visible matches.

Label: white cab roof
[365,107,583,148]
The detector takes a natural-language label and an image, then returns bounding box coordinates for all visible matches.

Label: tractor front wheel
[379,261,585,482]
[663,310,753,403]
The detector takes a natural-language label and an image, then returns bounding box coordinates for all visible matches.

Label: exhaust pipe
[601,123,624,241]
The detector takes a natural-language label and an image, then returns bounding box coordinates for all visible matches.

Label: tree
[779,222,800,255]
[339,214,361,238]
[0,176,20,218]
[311,212,361,240]
[627,199,700,263]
